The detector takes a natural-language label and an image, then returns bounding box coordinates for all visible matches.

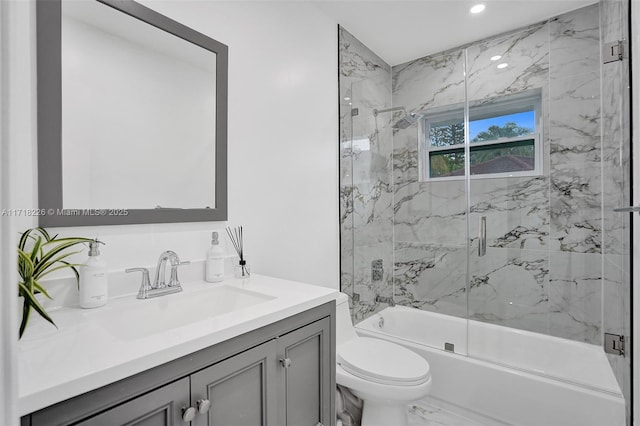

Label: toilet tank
[336,292,358,346]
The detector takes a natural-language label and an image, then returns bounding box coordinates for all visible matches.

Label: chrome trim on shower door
[613,206,640,213]
[478,216,487,257]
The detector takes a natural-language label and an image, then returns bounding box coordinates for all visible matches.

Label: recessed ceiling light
[470,4,486,14]
[497,63,508,69]
[344,97,351,101]
[490,55,502,61]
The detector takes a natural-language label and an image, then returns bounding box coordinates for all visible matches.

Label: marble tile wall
[338,27,394,321]
[546,4,603,343]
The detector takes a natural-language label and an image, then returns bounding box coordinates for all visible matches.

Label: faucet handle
[168,261,190,288]
[126,267,152,299]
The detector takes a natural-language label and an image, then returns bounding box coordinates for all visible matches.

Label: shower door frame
[631,1,639,423]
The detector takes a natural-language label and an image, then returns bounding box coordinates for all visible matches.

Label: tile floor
[408,397,508,426]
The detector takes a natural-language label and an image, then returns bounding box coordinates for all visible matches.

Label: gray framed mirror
[37,0,228,226]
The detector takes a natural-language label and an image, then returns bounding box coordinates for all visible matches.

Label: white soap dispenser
[79,239,108,308]
[205,231,225,282]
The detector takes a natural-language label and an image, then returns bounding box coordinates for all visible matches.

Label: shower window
[420,91,542,180]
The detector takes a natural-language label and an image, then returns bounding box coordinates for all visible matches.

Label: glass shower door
[465,1,631,409]
[600,0,632,418]
[393,48,470,355]
[341,78,396,322]
[464,20,552,362]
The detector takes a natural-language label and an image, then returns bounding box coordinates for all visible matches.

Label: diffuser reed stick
[226,225,250,278]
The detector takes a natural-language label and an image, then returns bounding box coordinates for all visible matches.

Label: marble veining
[466,22,549,102]
[394,242,467,318]
[549,5,600,77]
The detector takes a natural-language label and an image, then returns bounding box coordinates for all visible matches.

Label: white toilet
[335,293,432,426]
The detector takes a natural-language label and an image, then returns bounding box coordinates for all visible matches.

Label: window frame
[418,92,543,182]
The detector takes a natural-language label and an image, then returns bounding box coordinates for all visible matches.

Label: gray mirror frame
[36,0,228,226]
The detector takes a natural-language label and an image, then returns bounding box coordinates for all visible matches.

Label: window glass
[429,150,465,178]
[429,116,464,147]
[422,92,541,181]
[470,110,535,143]
[469,139,535,175]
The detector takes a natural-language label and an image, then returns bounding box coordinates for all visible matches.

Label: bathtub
[355,306,626,426]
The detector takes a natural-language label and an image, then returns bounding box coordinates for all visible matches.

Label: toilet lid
[337,337,430,386]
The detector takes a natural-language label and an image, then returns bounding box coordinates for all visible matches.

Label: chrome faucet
[126,251,190,299]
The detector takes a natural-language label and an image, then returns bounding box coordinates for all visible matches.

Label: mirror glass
[62,0,216,209]
[37,0,227,226]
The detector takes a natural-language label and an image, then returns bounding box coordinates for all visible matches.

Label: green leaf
[17,249,35,280]
[19,298,32,339]
[37,262,83,280]
[33,240,87,276]
[30,236,42,262]
[35,227,52,241]
[18,228,35,251]
[33,249,83,279]
[32,280,53,300]
[20,281,57,328]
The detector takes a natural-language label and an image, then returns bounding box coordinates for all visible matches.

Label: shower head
[393,112,422,129]
[373,106,422,129]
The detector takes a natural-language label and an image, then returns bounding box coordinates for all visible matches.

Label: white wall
[2,2,37,424]
[2,2,338,423]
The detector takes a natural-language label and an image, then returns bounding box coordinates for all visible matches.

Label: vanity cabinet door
[75,377,190,426]
[276,317,332,426]
[191,340,278,426]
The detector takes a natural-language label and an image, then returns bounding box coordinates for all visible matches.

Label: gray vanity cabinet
[24,302,335,426]
[76,378,190,426]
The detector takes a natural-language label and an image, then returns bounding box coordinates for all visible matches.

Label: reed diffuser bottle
[226,226,250,279]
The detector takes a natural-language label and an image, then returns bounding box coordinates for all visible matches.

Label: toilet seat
[337,337,430,386]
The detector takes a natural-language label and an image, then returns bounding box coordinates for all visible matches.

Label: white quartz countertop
[18,274,338,416]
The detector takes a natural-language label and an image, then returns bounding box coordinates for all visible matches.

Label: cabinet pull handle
[182,406,197,422]
[197,399,211,414]
[279,358,292,368]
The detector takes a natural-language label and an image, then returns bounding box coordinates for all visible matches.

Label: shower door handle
[478,216,487,257]
[614,206,640,213]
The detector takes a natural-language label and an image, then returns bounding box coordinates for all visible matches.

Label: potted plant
[17,227,93,339]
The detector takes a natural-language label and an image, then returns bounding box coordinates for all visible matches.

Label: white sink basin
[93,285,275,340]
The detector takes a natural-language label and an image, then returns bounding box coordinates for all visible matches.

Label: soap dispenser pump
[205,231,225,283]
[79,239,108,309]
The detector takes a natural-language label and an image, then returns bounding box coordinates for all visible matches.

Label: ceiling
[312,0,598,65]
